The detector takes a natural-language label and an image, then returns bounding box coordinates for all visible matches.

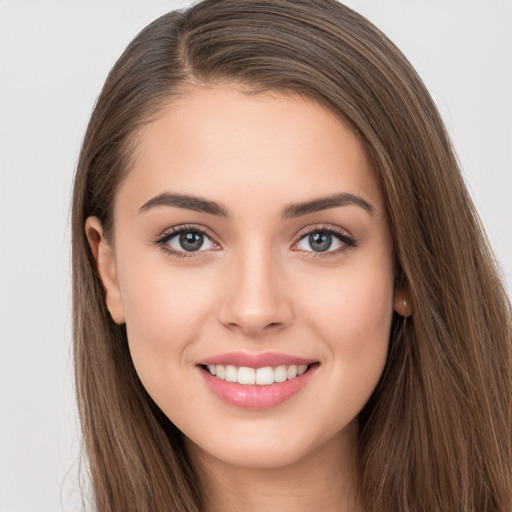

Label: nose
[217,244,294,336]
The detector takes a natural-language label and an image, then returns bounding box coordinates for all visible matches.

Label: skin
[87,85,407,512]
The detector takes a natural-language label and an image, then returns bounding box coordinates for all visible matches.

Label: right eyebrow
[139,192,231,217]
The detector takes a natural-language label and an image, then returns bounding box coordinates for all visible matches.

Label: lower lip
[198,364,319,409]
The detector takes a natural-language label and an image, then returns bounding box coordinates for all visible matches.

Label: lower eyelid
[152,227,218,261]
[294,227,355,249]
[156,225,216,244]
[154,225,355,258]
[169,233,216,250]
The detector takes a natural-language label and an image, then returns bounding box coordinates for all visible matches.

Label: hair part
[72,1,512,510]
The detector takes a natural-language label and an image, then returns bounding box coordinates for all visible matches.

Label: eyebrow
[139,192,374,218]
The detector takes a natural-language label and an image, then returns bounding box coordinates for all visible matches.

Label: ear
[393,288,412,317]
[85,217,126,324]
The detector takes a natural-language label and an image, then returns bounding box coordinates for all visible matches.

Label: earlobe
[85,217,126,324]
[394,290,412,317]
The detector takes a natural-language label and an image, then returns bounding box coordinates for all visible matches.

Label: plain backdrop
[0,1,510,511]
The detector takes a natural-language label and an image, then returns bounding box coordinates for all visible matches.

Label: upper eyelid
[295,224,351,237]
[156,224,218,243]
[156,223,351,243]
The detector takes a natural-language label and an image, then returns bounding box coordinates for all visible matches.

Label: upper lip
[196,351,318,368]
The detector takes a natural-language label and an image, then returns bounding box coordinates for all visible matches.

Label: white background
[0,1,510,511]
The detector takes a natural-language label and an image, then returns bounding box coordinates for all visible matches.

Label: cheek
[118,273,213,425]
[122,269,212,352]
[116,254,218,387]
[298,251,394,398]
[303,255,394,341]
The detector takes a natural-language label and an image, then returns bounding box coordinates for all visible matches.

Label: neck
[186,422,364,512]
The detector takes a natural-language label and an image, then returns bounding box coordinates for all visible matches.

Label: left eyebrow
[281,193,374,218]
[138,191,374,218]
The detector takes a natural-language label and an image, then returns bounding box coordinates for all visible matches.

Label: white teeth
[238,367,256,385]
[205,363,313,385]
[225,365,238,382]
[216,365,226,379]
[287,365,298,379]
[274,365,287,383]
[256,367,275,385]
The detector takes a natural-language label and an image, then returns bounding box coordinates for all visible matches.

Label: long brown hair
[72,1,512,510]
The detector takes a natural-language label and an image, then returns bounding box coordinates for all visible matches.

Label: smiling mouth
[199,363,319,386]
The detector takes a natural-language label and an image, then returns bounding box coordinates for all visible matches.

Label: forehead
[116,85,384,218]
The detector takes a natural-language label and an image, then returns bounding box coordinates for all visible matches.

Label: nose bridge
[218,235,292,335]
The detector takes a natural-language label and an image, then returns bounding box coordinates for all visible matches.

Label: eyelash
[295,224,357,258]
[153,224,357,260]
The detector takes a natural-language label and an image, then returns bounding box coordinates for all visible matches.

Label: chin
[184,417,357,471]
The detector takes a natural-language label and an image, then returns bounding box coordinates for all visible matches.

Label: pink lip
[196,353,320,409]
[196,351,317,368]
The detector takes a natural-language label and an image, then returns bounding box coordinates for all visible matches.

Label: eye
[294,226,356,255]
[155,225,220,258]
[155,224,355,259]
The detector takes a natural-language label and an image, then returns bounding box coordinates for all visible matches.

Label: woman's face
[88,85,397,470]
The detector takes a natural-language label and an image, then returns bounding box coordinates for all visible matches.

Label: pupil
[179,231,204,251]
[309,232,332,252]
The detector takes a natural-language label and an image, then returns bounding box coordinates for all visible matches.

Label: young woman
[71,1,512,510]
